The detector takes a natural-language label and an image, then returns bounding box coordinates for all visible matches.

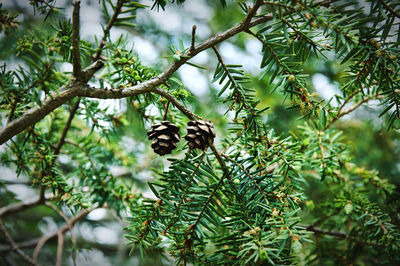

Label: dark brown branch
[0,220,37,265]
[72,1,82,78]
[54,99,81,155]
[378,0,400,19]
[94,0,125,60]
[190,25,196,55]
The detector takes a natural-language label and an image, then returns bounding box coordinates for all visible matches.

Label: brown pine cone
[184,120,215,150]
[147,121,180,156]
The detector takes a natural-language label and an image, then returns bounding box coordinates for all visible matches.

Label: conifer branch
[0,14,274,145]
[222,153,270,204]
[326,93,385,129]
[243,0,264,28]
[162,150,207,236]
[135,199,162,245]
[94,0,125,60]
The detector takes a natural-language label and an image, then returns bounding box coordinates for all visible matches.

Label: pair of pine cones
[147,120,215,156]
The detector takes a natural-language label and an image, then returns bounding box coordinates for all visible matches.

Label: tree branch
[325,94,385,129]
[0,14,273,146]
[32,207,93,263]
[304,224,384,247]
[0,195,45,218]
[54,99,81,155]
[0,82,80,145]
[190,25,196,55]
[0,220,37,265]
[72,1,82,78]
[44,202,76,266]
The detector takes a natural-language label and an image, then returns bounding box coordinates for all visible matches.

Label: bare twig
[304,224,384,247]
[190,25,196,55]
[325,94,385,129]
[337,90,360,115]
[263,1,295,10]
[162,101,170,121]
[54,99,81,155]
[32,207,93,263]
[44,202,76,265]
[0,220,37,265]
[0,196,43,218]
[72,1,82,78]
[56,230,64,266]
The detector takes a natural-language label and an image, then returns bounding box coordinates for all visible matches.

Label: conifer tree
[0,0,399,265]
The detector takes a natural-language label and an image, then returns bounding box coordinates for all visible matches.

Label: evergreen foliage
[0,0,399,265]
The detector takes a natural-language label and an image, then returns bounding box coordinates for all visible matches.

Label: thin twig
[0,220,37,265]
[94,0,125,60]
[190,25,196,55]
[54,99,81,155]
[163,101,170,121]
[0,196,43,218]
[325,94,385,129]
[72,1,82,78]
[56,230,64,266]
[263,1,295,10]
[44,202,77,265]
[32,207,93,262]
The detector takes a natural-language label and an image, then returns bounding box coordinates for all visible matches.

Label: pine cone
[147,121,180,156]
[184,120,215,150]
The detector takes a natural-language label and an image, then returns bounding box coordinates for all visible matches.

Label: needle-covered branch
[94,0,125,60]
[0,14,273,145]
